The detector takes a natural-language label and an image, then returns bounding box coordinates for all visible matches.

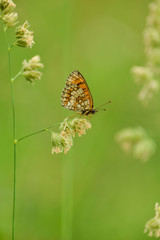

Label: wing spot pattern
[61,70,94,113]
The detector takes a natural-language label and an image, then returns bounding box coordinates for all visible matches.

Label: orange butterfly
[61,70,111,115]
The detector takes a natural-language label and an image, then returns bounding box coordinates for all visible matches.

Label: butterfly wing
[61,70,94,113]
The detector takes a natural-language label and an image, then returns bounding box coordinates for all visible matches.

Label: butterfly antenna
[98,108,107,111]
[95,100,112,110]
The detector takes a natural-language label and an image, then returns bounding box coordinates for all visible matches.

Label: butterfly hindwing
[61,70,93,113]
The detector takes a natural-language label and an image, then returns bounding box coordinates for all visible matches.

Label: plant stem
[4,27,17,240]
[61,0,73,240]
[17,123,60,142]
[12,68,23,81]
[12,142,16,240]
[62,155,73,240]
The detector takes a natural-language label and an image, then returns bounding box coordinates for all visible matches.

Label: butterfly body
[81,109,97,115]
[61,70,96,115]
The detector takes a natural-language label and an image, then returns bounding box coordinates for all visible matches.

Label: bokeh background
[1,0,160,239]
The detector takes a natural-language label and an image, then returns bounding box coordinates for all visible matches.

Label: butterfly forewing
[61,70,93,113]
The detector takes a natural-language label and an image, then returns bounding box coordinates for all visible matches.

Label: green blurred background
[1,0,160,239]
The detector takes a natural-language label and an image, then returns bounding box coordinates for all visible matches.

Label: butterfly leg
[80,114,84,118]
[81,114,89,120]
[68,112,80,119]
[83,114,92,121]
[81,111,91,119]
[88,115,93,121]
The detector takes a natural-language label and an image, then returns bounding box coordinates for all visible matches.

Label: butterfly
[61,70,111,115]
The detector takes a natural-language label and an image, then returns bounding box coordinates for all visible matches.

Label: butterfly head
[92,109,98,114]
[89,109,98,115]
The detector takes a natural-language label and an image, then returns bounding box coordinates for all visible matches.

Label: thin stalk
[4,27,16,240]
[17,123,60,142]
[62,156,73,240]
[12,68,24,81]
[12,142,16,240]
[61,0,73,240]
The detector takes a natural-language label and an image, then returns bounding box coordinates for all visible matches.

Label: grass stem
[4,27,17,240]
[61,0,73,239]
[17,123,60,142]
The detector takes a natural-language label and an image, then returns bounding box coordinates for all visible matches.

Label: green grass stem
[3,27,16,240]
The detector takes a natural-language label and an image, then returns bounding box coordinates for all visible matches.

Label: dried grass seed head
[144,202,160,238]
[132,66,153,84]
[116,126,156,161]
[16,21,34,48]
[51,132,65,154]
[69,118,92,137]
[59,118,74,138]
[138,79,159,104]
[22,55,44,83]
[51,131,73,155]
[133,138,156,162]
[2,11,18,28]
[1,0,16,14]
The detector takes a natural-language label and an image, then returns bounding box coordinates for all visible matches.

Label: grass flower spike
[1,0,18,28]
[115,126,156,161]
[115,126,147,152]
[59,118,74,138]
[144,203,160,238]
[51,131,73,155]
[132,0,160,104]
[51,118,92,155]
[2,12,18,28]
[1,0,16,14]
[138,79,159,102]
[22,55,44,83]
[61,134,73,154]
[51,132,66,154]
[16,21,34,48]
[70,118,92,137]
[133,138,156,162]
[132,67,153,84]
